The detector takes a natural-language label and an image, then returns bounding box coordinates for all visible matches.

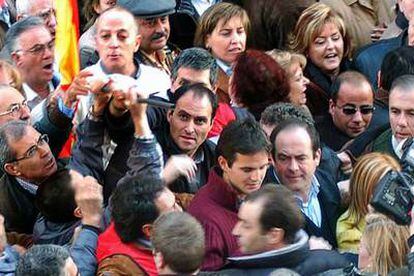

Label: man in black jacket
[221,185,348,275]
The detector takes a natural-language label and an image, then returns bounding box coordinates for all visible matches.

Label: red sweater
[188,168,241,271]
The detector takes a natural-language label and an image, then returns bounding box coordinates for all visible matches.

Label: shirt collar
[216,59,233,76]
[392,135,406,159]
[98,59,141,79]
[22,82,53,101]
[294,175,320,206]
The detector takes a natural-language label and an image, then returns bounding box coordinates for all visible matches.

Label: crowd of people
[0,0,413,275]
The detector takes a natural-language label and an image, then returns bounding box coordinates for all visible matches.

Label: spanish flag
[55,0,80,157]
[55,0,80,86]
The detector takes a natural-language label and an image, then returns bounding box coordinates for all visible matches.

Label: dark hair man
[152,212,205,275]
[188,118,270,271]
[96,177,181,275]
[225,185,348,275]
[271,119,342,248]
[316,71,375,151]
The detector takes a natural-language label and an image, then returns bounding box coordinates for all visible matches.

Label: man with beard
[118,0,179,75]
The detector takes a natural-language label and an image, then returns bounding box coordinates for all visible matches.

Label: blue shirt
[295,176,322,228]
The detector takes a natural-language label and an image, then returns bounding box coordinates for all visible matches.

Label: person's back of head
[16,244,77,276]
[380,46,414,93]
[359,214,410,275]
[111,176,166,243]
[35,169,78,223]
[152,212,205,275]
[260,102,314,137]
[171,47,218,91]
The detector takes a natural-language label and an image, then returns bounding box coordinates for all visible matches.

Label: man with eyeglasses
[316,71,375,152]
[118,0,179,76]
[5,16,58,109]
[0,120,58,234]
[15,0,56,39]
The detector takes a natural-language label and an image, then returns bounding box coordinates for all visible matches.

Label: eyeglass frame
[6,134,49,163]
[0,100,29,117]
[335,103,375,116]
[14,39,55,56]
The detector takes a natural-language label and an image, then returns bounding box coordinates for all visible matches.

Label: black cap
[118,0,176,19]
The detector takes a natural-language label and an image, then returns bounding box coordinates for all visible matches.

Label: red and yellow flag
[55,0,80,86]
[55,0,80,157]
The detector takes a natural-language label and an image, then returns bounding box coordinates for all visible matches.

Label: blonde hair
[347,153,400,227]
[194,2,250,48]
[0,60,23,94]
[289,3,351,58]
[362,214,409,275]
[266,49,306,76]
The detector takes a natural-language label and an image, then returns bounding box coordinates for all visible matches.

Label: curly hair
[231,50,290,120]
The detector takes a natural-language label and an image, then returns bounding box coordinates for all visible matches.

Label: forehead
[9,126,39,148]
[97,11,136,33]
[390,88,414,109]
[18,26,51,45]
[232,152,269,167]
[175,92,213,117]
[275,127,313,153]
[0,89,25,107]
[337,82,373,103]
[214,16,244,31]
[314,22,340,38]
[29,0,53,14]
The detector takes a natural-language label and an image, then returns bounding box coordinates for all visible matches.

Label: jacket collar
[227,230,310,269]
[206,167,240,212]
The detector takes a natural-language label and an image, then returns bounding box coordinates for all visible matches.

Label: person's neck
[222,172,247,199]
[158,266,199,275]
[26,80,50,98]
[298,184,312,203]
[322,67,340,81]
[141,48,157,60]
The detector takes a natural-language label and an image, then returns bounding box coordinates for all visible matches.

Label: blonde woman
[290,3,352,116]
[0,59,23,94]
[336,153,401,253]
[267,50,310,107]
[359,214,410,275]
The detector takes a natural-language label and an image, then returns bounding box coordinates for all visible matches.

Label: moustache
[151,32,167,41]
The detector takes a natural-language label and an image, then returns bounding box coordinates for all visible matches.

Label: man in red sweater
[188,118,271,271]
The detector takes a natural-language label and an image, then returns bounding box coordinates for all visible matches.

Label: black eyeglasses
[7,134,49,163]
[336,104,375,116]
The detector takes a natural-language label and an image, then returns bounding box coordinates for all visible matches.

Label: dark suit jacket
[264,168,342,248]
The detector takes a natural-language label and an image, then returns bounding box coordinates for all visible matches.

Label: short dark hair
[0,120,29,170]
[152,212,205,274]
[16,244,70,276]
[172,83,218,120]
[35,169,77,223]
[217,118,270,167]
[260,103,314,128]
[270,119,320,158]
[245,185,304,244]
[171,47,218,87]
[330,71,373,102]
[380,46,414,92]
[111,176,165,243]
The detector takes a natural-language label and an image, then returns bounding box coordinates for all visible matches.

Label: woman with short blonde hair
[290,3,352,116]
[336,152,401,253]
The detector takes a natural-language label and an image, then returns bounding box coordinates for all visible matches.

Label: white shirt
[191,0,219,16]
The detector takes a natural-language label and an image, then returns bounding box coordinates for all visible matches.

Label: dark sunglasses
[337,104,375,115]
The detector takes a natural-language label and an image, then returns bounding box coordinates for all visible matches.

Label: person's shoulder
[297,249,350,275]
[97,254,146,276]
[354,35,403,60]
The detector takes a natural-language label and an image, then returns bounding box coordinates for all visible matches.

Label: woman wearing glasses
[290,3,352,116]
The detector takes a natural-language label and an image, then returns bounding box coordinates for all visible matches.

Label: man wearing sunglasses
[316,71,375,152]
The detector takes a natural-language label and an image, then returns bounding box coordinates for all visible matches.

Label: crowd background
[0,0,413,275]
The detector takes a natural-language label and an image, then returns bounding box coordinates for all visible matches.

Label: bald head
[96,7,138,36]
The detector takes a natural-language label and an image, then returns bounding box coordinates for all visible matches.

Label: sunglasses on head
[337,104,375,115]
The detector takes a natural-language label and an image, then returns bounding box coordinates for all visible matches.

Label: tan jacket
[321,0,395,53]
